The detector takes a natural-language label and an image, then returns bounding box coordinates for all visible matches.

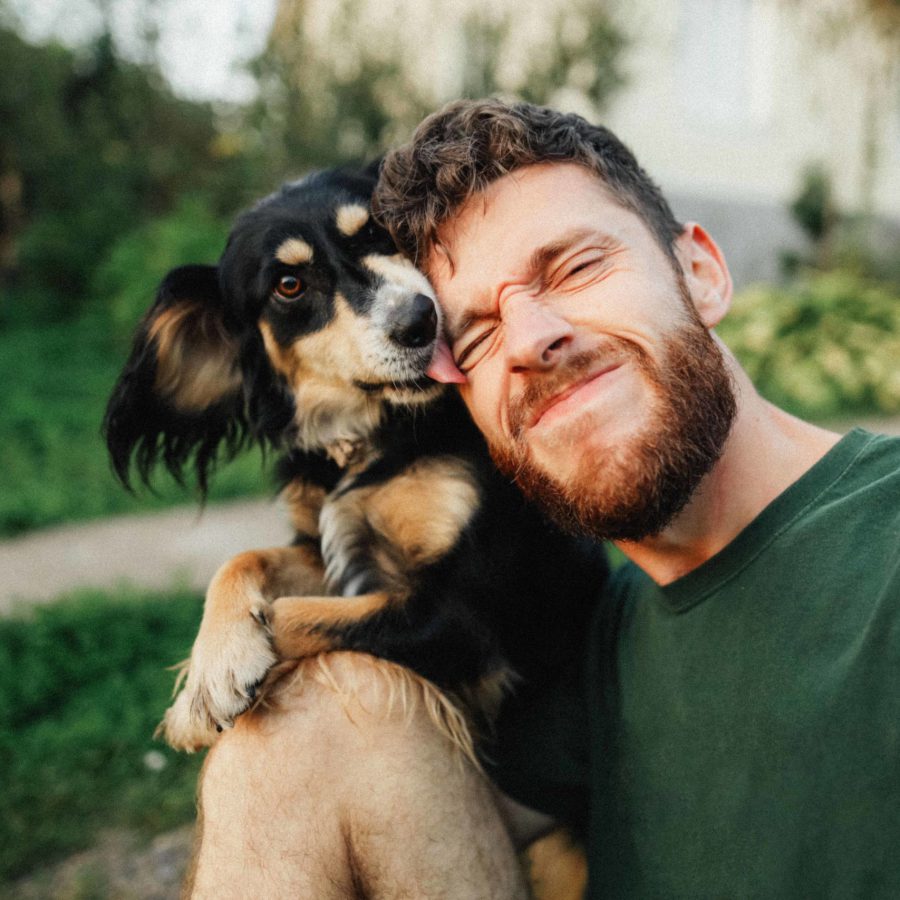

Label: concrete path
[0,497,291,615]
[2,417,898,616]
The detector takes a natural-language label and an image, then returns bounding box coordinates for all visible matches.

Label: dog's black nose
[389,294,437,348]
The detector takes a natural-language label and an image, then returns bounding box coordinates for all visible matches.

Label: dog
[103,163,608,762]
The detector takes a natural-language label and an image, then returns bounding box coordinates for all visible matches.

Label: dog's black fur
[104,164,608,748]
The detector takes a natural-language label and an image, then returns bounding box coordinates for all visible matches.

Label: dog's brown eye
[274,275,304,300]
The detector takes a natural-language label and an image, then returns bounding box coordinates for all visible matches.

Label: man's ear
[674,223,733,328]
[103,264,246,493]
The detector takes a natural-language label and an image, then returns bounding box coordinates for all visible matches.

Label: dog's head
[104,165,447,490]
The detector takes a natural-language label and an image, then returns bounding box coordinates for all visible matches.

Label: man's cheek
[459,381,504,446]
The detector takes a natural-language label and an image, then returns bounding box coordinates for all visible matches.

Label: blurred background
[0,0,897,895]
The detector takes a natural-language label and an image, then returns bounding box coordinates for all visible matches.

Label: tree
[0,24,260,325]
[247,0,628,174]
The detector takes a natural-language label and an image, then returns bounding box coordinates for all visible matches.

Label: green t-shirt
[491,429,900,898]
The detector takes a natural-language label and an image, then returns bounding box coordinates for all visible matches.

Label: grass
[0,587,205,882]
[0,315,269,537]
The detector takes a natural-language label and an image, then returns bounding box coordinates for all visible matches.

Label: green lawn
[0,588,205,881]
[0,317,267,537]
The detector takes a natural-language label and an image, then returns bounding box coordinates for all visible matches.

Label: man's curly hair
[373,98,683,270]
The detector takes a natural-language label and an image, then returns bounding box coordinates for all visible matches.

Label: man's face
[428,163,736,542]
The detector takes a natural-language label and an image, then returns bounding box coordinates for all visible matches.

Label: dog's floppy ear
[103,264,247,493]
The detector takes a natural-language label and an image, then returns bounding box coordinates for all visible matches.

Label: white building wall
[603,0,900,219]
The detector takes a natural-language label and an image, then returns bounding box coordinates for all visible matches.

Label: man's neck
[615,366,842,586]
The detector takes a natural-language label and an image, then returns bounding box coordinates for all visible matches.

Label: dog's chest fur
[279,392,486,597]
[275,390,605,698]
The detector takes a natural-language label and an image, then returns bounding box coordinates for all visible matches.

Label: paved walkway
[2,418,898,615]
[0,497,290,615]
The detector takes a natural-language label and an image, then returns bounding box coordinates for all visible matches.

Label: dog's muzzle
[388,294,438,349]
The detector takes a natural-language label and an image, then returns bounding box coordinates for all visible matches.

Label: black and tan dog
[104,164,607,757]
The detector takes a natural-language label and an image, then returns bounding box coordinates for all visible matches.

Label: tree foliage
[248,0,628,172]
[720,271,900,418]
[0,2,628,328]
[0,26,260,326]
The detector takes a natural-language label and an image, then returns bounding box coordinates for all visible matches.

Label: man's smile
[526,361,625,432]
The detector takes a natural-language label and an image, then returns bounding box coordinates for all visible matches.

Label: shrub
[91,195,230,333]
[719,270,900,419]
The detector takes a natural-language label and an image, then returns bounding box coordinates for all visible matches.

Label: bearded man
[188,100,900,899]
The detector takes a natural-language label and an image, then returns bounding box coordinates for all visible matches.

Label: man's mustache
[508,341,642,438]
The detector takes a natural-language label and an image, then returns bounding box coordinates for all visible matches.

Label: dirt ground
[4,827,193,900]
[0,498,290,615]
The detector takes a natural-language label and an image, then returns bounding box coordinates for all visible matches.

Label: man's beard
[489,299,737,543]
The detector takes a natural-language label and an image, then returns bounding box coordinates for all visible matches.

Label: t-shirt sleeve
[484,652,591,827]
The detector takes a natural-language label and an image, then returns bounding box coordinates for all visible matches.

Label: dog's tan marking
[149,302,241,411]
[210,546,326,605]
[258,318,298,382]
[366,458,479,567]
[526,829,589,900]
[282,479,326,540]
[287,293,364,382]
[159,546,328,751]
[259,296,365,386]
[275,237,313,266]
[269,592,391,658]
[259,302,386,451]
[325,437,368,470]
[335,204,369,237]
[363,253,434,297]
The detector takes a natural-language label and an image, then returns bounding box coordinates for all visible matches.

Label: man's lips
[527,362,624,430]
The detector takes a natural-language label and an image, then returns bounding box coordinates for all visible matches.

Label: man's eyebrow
[525,227,597,284]
[446,227,601,344]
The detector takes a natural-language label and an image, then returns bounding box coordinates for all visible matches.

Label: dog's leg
[267,591,391,658]
[268,596,483,765]
[161,544,325,751]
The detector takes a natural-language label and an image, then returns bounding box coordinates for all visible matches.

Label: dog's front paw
[160,606,277,751]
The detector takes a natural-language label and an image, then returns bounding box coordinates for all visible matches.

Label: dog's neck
[323,436,370,470]
[289,388,384,465]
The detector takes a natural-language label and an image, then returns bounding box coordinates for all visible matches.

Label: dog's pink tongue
[427,337,467,384]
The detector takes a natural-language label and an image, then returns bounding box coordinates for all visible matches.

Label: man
[190,99,900,898]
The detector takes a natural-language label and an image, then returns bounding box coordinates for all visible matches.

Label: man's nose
[503,299,573,374]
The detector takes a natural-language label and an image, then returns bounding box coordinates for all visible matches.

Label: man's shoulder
[841,428,900,481]
[817,428,900,521]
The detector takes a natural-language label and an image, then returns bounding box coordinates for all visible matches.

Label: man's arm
[189,653,529,899]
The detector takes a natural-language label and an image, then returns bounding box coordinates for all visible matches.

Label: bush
[719,270,900,419]
[91,195,231,334]
[0,588,205,881]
